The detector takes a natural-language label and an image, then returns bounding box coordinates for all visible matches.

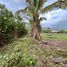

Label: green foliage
[0,52,37,67]
[0,4,14,44]
[0,52,36,67]
[0,37,37,67]
[58,30,67,33]
[14,15,28,37]
[42,28,52,33]
[0,4,27,45]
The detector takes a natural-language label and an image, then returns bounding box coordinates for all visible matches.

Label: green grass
[41,33,67,40]
[0,37,37,67]
[0,33,67,67]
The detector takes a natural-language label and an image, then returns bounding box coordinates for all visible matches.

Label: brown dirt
[41,40,67,48]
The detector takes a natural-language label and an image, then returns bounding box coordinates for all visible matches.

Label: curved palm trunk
[31,20,41,41]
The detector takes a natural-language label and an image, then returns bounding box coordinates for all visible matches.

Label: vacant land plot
[0,33,67,67]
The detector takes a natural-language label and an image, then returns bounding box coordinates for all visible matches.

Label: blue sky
[0,0,67,29]
[0,0,26,13]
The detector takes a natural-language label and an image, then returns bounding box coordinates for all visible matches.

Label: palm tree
[16,0,67,41]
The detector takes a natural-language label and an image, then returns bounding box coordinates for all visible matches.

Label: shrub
[58,30,67,33]
[14,15,28,38]
[42,28,52,33]
[0,4,14,45]
[0,51,37,67]
[0,4,27,45]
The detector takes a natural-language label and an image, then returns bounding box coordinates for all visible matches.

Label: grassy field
[0,33,67,67]
[41,33,67,40]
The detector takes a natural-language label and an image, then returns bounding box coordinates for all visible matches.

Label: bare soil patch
[42,40,67,48]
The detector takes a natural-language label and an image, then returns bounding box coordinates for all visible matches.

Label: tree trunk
[31,21,41,41]
[30,12,41,41]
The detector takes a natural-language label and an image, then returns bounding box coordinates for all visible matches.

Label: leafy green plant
[0,4,27,45]
[0,51,37,67]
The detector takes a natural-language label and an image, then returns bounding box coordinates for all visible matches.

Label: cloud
[41,8,67,28]
[44,9,64,20]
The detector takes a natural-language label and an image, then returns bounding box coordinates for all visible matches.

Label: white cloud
[45,9,63,20]
[41,8,67,27]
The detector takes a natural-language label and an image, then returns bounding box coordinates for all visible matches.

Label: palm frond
[41,0,67,13]
[39,17,46,21]
[35,0,47,10]
[15,7,28,15]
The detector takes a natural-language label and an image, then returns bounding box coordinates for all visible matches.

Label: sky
[0,0,67,30]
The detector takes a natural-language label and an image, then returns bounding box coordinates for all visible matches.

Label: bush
[58,30,67,33]
[7,53,36,67]
[0,4,14,45]
[0,50,37,67]
[42,28,52,33]
[0,4,27,45]
[14,15,28,38]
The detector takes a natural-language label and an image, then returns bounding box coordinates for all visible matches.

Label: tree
[42,28,52,33]
[0,4,27,45]
[58,29,67,33]
[0,4,14,45]
[16,0,67,41]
